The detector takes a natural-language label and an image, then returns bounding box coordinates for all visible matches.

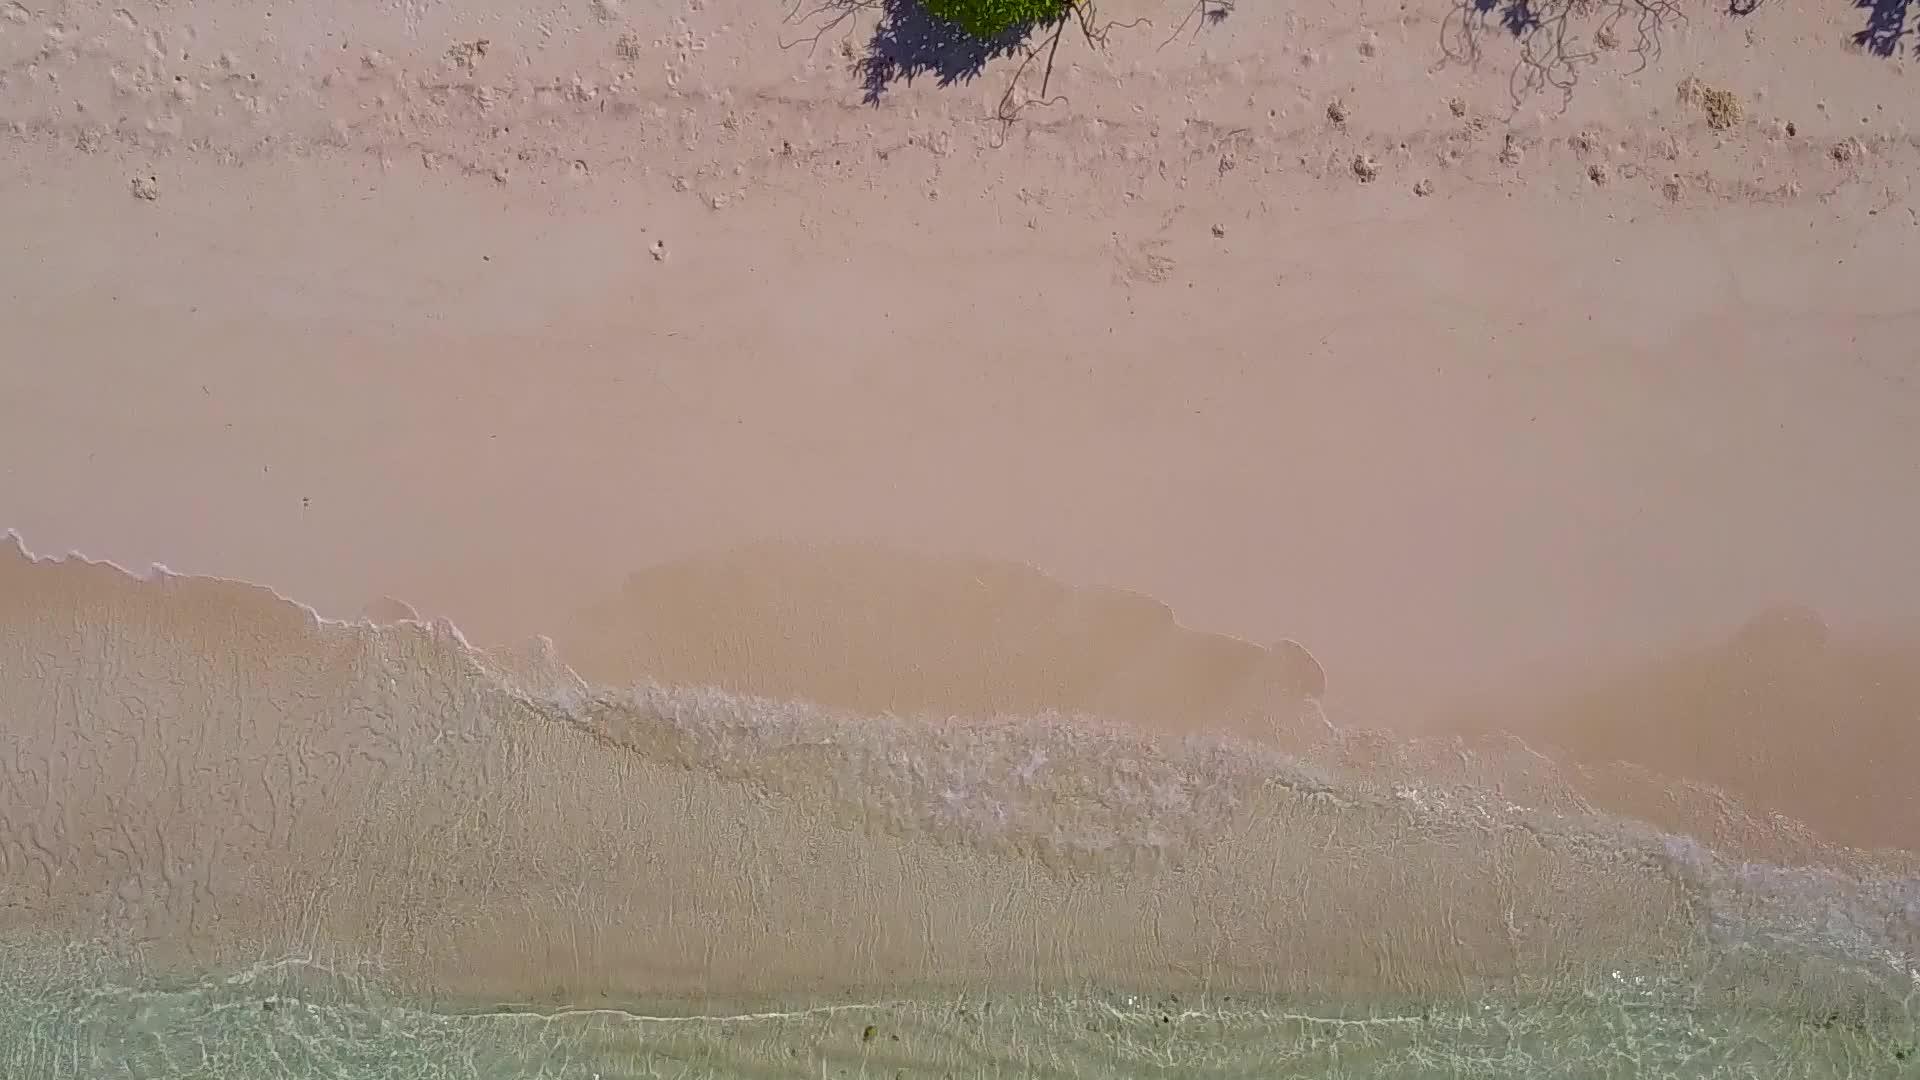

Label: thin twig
[1163,0,1234,49]
[778,0,880,55]
[1439,0,1685,117]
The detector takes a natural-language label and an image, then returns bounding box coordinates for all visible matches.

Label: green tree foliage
[921,0,1073,41]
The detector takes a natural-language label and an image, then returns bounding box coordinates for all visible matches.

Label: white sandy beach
[4,0,1918,709]
[1,4,1918,1071]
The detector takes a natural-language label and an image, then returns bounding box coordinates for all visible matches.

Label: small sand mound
[1678,77,1743,131]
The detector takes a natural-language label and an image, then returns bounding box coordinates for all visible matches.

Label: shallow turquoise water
[5,945,1915,1080]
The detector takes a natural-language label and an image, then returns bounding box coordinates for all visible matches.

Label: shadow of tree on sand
[1442,0,1916,113]
[783,0,1059,106]
[788,0,1226,107]
[856,0,1049,104]
[1848,0,1913,56]
[804,0,1911,113]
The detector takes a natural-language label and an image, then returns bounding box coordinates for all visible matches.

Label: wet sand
[556,541,1329,744]
[2,535,1916,1079]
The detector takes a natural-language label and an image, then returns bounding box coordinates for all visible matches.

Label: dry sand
[2,0,1919,1021]
[4,0,1918,713]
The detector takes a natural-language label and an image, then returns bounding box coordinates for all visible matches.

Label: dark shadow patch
[1442,0,1914,116]
[786,0,1200,111]
[781,0,1064,106]
[1849,0,1913,56]
[857,0,1058,104]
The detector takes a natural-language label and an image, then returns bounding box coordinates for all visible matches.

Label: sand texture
[2,0,1919,1076]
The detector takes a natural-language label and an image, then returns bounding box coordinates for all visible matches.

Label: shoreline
[4,533,1916,1011]
[3,936,1912,1079]
[3,3,1918,1071]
